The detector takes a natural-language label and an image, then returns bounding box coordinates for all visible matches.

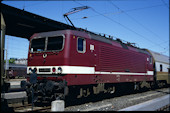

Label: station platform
[119,94,170,111]
[1,79,27,103]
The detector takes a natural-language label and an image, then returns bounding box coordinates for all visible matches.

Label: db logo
[43,53,47,58]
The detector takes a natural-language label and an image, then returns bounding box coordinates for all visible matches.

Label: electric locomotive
[23,29,169,103]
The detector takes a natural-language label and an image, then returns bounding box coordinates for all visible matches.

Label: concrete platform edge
[119,94,170,111]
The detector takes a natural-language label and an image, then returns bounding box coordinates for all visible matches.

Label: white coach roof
[148,50,169,64]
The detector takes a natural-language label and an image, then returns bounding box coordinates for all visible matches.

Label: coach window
[160,64,163,72]
[77,37,86,53]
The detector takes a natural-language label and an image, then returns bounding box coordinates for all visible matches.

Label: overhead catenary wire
[109,1,166,43]
[92,8,167,49]
[161,0,169,9]
[73,1,168,50]
[146,40,169,50]
[123,4,165,12]
[58,3,165,23]
[61,4,165,21]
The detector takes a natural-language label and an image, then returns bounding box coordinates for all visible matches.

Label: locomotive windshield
[31,38,45,52]
[47,36,63,51]
[30,35,64,52]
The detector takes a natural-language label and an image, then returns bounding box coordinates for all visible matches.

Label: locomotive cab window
[47,36,64,51]
[31,38,45,52]
[77,37,86,53]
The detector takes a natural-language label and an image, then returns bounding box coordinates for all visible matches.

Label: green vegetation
[4,58,17,64]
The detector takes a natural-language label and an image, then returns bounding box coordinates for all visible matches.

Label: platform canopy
[1,3,75,39]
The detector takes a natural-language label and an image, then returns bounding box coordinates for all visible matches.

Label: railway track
[8,87,169,111]
[15,106,51,112]
[64,87,169,111]
[9,103,51,112]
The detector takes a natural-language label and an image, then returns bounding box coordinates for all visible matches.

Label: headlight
[57,67,62,74]
[28,68,32,74]
[29,68,37,74]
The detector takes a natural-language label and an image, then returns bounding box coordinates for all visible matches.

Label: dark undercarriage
[21,72,168,105]
[23,79,68,103]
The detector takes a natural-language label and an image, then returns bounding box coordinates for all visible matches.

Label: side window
[149,56,152,64]
[77,37,86,53]
[160,64,162,72]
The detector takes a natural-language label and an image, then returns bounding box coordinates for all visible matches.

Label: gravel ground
[65,87,169,111]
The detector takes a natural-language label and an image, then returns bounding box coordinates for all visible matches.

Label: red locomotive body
[26,30,154,101]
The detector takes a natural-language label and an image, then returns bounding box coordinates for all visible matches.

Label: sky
[2,0,169,59]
